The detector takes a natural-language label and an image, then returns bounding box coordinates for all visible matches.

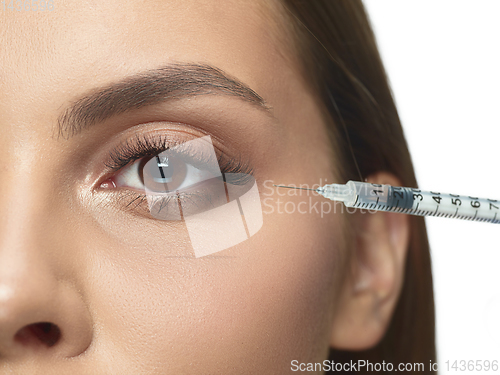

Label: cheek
[82,194,343,372]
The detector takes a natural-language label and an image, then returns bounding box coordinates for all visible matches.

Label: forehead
[0,0,290,126]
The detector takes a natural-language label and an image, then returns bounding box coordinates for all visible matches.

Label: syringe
[275,181,500,224]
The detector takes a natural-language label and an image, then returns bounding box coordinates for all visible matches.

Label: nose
[0,214,93,362]
[0,251,93,361]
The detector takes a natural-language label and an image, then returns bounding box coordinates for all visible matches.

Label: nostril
[14,322,62,348]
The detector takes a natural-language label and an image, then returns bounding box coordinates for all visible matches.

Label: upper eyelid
[101,134,254,185]
[104,134,199,172]
[105,138,220,174]
[104,134,174,171]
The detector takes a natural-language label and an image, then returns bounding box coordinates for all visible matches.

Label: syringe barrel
[343,181,414,210]
[343,181,500,224]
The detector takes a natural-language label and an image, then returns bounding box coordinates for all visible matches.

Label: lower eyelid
[98,173,254,222]
[101,186,206,221]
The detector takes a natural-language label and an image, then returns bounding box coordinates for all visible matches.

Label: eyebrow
[57,63,270,139]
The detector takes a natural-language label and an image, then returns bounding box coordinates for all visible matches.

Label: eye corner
[98,177,117,190]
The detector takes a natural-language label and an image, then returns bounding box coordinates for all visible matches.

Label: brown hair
[279,0,436,372]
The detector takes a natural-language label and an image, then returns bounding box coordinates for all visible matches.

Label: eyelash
[101,133,253,215]
[104,133,251,175]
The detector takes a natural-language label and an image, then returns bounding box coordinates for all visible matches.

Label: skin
[0,1,409,373]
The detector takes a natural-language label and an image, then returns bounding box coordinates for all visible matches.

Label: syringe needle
[273,184,318,192]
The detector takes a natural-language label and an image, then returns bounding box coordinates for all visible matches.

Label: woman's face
[0,0,346,373]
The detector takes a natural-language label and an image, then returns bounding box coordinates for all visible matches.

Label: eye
[114,153,218,194]
[100,134,255,221]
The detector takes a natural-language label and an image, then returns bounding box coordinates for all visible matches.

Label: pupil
[142,154,188,193]
[155,156,173,179]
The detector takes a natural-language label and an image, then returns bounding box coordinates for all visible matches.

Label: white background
[363,0,500,371]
